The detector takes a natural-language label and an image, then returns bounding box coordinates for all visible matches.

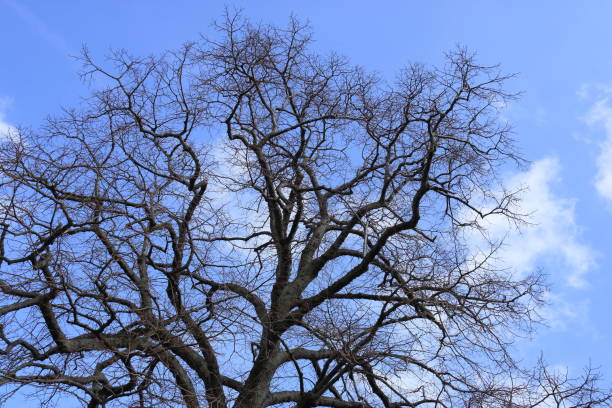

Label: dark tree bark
[0,14,609,408]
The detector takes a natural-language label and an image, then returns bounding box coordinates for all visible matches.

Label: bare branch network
[0,15,609,408]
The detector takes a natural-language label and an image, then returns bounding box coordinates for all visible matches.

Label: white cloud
[540,291,590,331]
[0,98,18,142]
[466,158,595,289]
[583,95,612,203]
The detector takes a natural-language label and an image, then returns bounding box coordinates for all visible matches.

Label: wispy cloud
[0,98,18,143]
[582,88,612,204]
[2,0,72,55]
[466,158,595,289]
[540,291,591,332]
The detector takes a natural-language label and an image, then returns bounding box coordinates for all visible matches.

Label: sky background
[2,1,612,405]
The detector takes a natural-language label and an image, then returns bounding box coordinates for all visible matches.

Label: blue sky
[2,0,612,404]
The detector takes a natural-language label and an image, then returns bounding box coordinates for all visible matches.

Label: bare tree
[0,14,609,408]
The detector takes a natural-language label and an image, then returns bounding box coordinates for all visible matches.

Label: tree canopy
[0,14,609,408]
